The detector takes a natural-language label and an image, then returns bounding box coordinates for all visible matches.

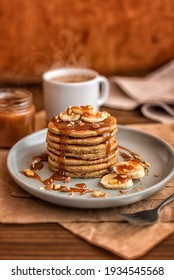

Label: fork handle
[156,194,174,211]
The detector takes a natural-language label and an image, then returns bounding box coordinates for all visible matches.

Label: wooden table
[0,106,174,260]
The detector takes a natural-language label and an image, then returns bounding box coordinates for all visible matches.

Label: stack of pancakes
[46,105,118,178]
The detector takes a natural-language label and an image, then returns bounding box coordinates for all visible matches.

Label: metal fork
[119,194,174,225]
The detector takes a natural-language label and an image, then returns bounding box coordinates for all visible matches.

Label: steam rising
[11,29,89,84]
[49,30,88,69]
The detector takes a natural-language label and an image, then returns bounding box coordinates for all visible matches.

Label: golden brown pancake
[48,115,117,138]
[48,148,118,166]
[48,154,118,173]
[46,129,117,145]
[48,162,113,178]
[47,137,117,154]
[47,145,117,160]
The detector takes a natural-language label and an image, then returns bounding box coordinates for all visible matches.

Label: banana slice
[81,111,109,123]
[100,173,133,189]
[59,106,109,123]
[113,160,145,179]
[59,111,80,122]
[71,105,94,115]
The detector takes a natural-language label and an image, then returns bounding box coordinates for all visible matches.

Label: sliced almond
[92,122,100,128]
[54,184,61,190]
[24,169,35,177]
[60,186,70,192]
[91,190,108,198]
[64,176,71,183]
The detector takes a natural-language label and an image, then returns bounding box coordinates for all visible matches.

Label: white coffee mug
[43,67,109,120]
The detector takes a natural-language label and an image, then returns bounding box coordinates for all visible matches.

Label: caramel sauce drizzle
[31,153,48,171]
[21,154,92,195]
[113,174,129,184]
[20,170,43,183]
[118,145,150,171]
[20,100,150,196]
[118,145,139,159]
[117,164,136,173]
[31,161,44,171]
[52,116,113,171]
[75,183,87,189]
[53,116,112,136]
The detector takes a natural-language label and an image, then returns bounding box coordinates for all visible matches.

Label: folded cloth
[141,102,174,123]
[105,60,174,123]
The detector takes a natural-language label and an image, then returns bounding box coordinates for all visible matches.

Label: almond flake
[92,190,108,198]
[119,190,127,194]
[30,157,41,169]
[102,193,108,198]
[77,120,85,126]
[92,190,103,197]
[54,184,61,190]
[64,176,71,183]
[24,169,35,177]
[123,168,129,172]
[92,122,100,128]
[38,187,45,190]
[69,191,74,197]
[67,122,73,127]
[46,183,54,190]
[120,175,128,178]
[60,186,70,192]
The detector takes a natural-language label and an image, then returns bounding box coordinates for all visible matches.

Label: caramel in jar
[0,88,35,148]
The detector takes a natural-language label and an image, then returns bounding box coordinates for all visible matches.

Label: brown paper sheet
[61,222,174,259]
[0,111,174,259]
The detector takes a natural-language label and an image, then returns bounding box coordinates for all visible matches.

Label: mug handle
[97,76,110,107]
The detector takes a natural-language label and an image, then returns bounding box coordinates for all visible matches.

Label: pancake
[48,162,110,178]
[48,148,119,166]
[47,145,117,160]
[47,137,117,154]
[46,128,117,145]
[48,115,117,138]
[48,154,118,173]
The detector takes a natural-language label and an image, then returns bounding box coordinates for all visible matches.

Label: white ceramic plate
[7,126,174,208]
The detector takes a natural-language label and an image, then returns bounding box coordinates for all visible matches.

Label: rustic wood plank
[0,224,174,260]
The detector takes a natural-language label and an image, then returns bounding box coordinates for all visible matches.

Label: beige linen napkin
[105,60,174,123]
[0,111,174,259]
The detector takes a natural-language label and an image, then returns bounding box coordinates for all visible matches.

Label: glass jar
[0,88,35,148]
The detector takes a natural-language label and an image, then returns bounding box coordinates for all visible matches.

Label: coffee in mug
[50,74,95,83]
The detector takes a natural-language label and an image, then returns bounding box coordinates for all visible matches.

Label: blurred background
[0,0,174,110]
